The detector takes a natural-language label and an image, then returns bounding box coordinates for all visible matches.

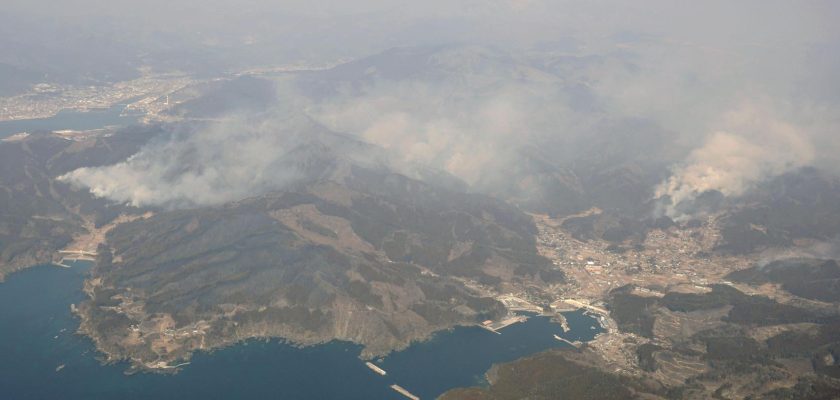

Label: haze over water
[0,104,137,139]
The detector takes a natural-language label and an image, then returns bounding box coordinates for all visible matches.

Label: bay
[0,263,602,400]
[0,104,138,139]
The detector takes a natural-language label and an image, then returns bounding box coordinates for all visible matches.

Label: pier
[390,384,420,400]
[479,315,528,334]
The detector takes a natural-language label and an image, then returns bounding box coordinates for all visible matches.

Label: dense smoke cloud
[655,102,819,219]
[43,1,840,213]
[308,75,580,186]
[60,114,307,208]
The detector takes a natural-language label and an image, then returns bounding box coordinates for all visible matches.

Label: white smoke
[756,237,840,267]
[59,114,307,208]
[655,102,817,219]
[308,77,581,187]
[57,31,840,212]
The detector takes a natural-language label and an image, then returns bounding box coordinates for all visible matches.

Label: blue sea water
[0,263,602,400]
[0,104,138,139]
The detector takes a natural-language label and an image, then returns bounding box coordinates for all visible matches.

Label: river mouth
[0,263,602,399]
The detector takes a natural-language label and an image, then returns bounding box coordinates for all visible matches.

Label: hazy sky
[6,1,838,48]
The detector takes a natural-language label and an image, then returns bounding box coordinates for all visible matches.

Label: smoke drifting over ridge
[655,102,820,219]
[60,114,309,208]
[46,2,840,215]
[309,77,565,186]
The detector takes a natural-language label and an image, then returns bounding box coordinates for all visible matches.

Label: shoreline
[74,304,602,374]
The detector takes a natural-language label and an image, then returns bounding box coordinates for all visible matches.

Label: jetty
[365,361,387,376]
[557,313,570,332]
[390,384,420,400]
[553,334,581,348]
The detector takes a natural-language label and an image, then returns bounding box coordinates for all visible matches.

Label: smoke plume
[655,102,823,219]
[60,114,308,208]
[49,1,840,212]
